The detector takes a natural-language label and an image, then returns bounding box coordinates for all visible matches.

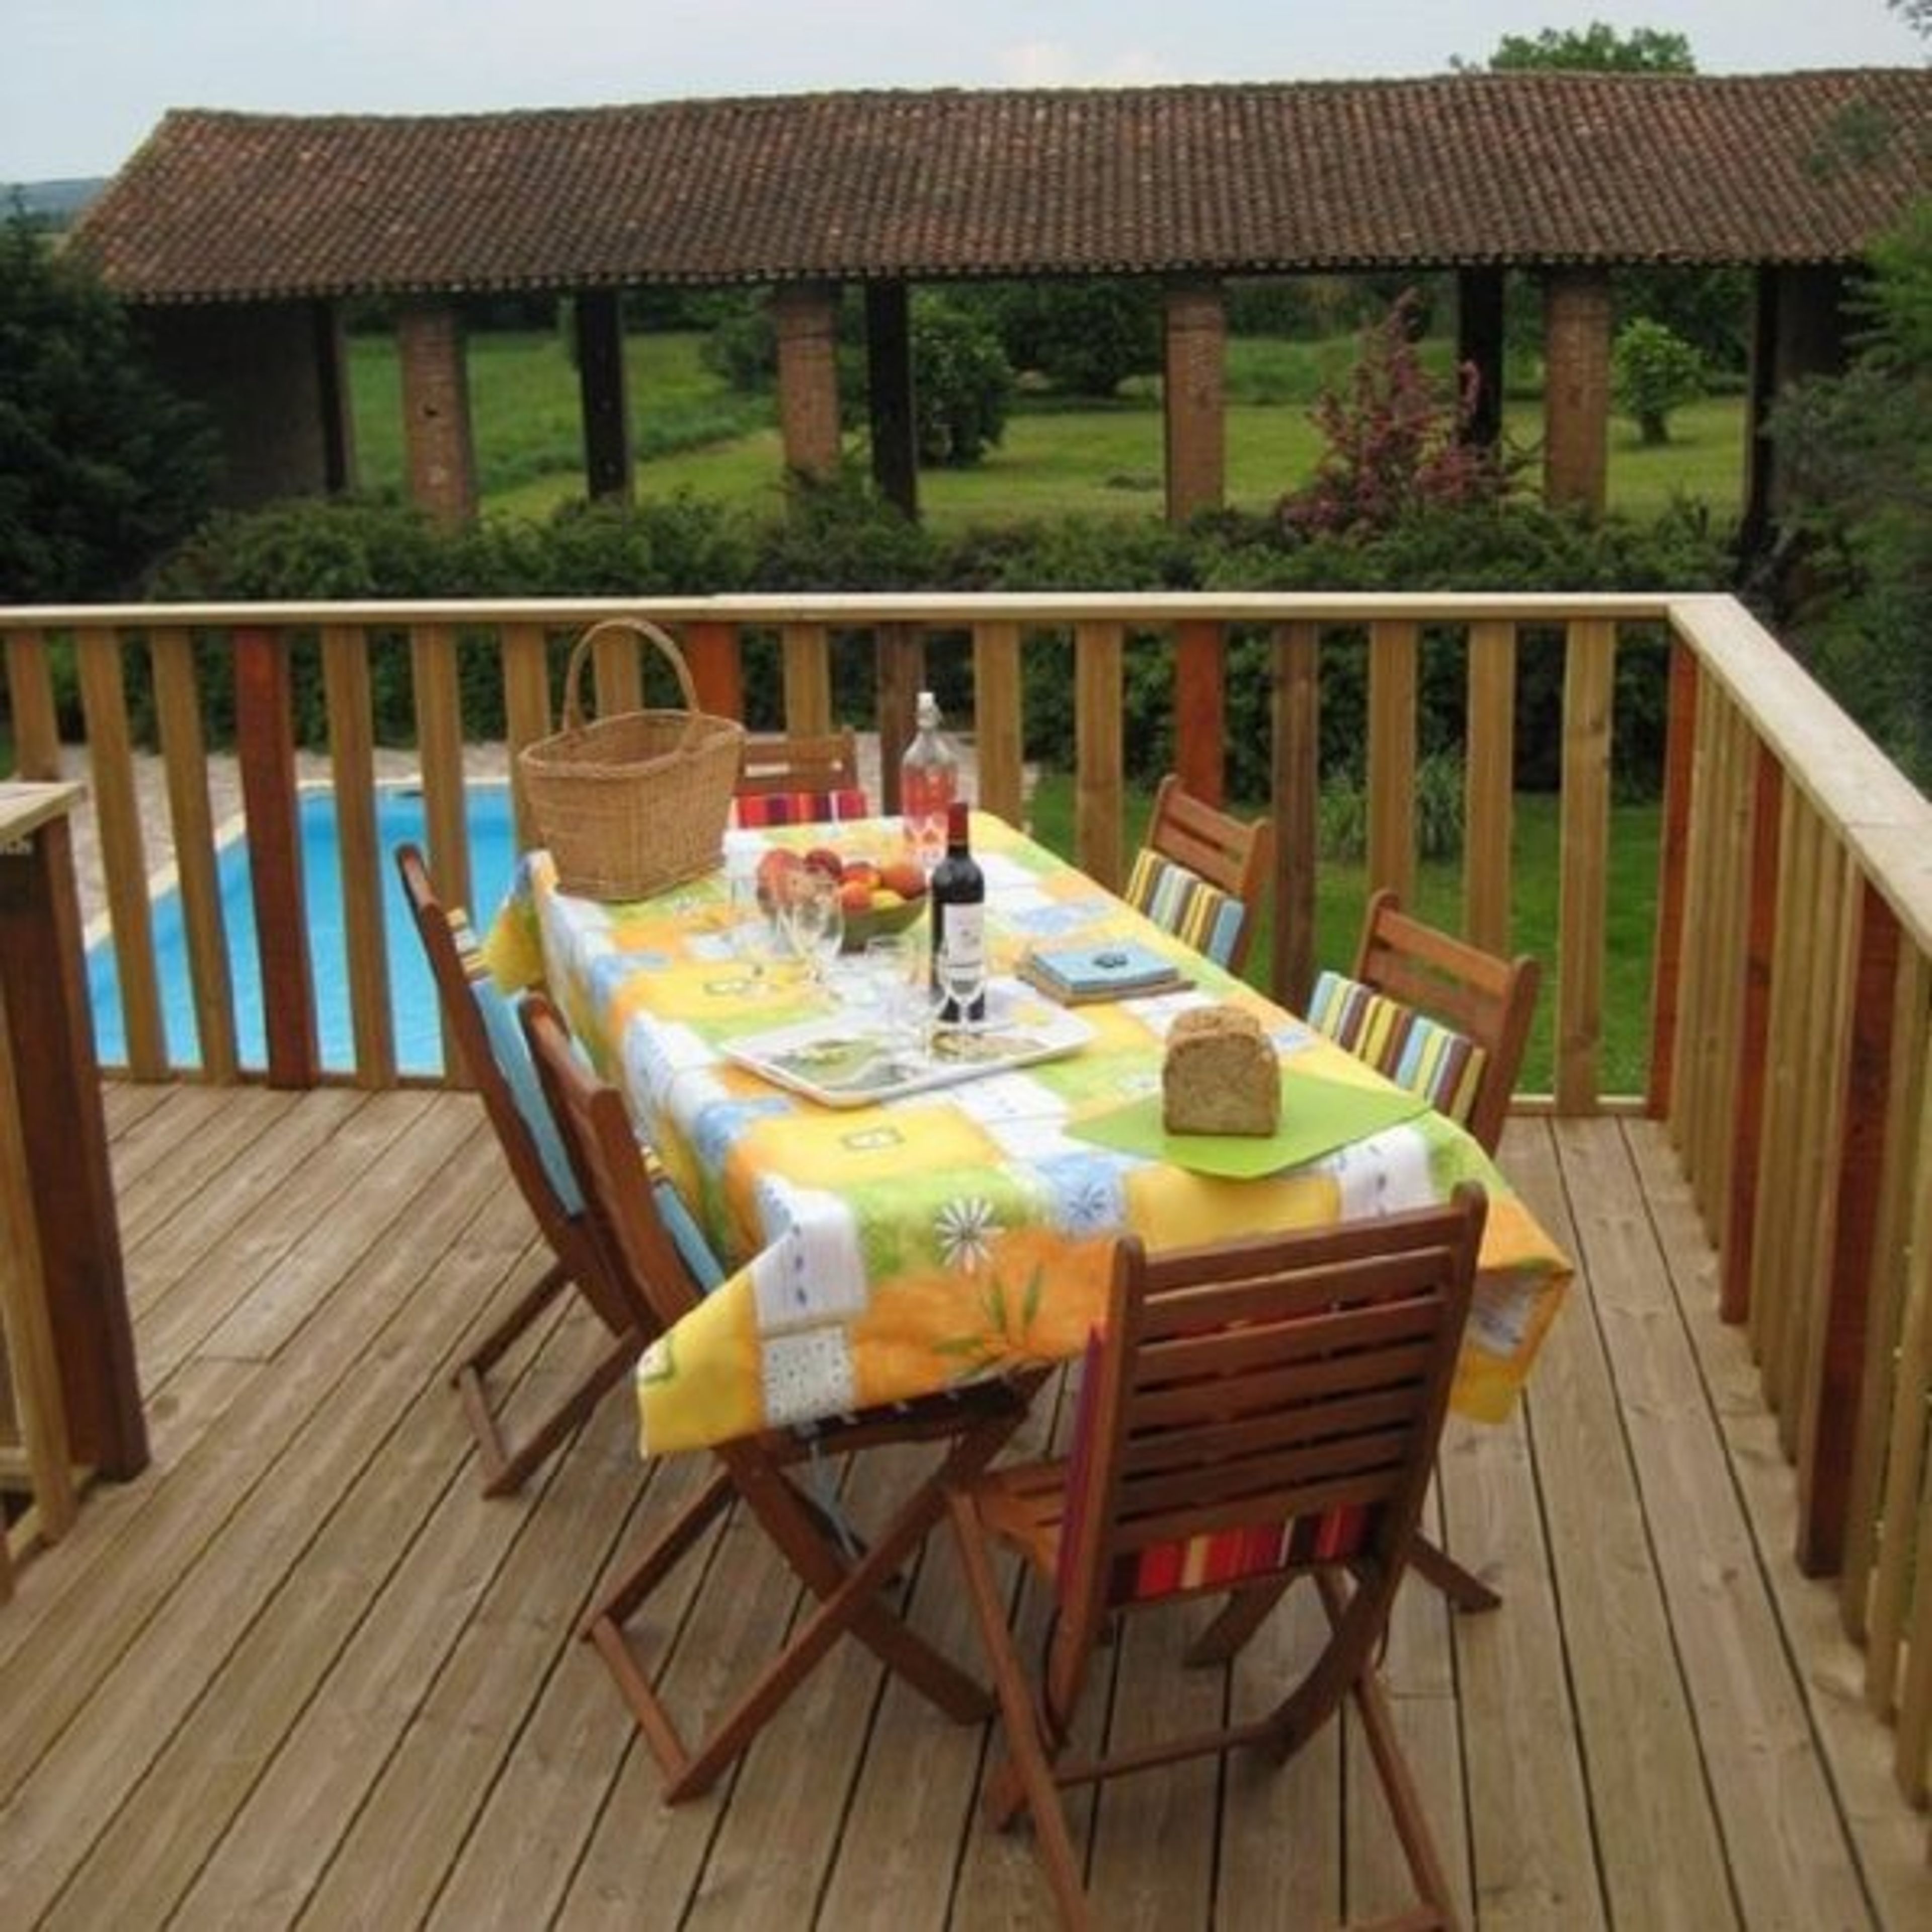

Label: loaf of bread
[1162,1004,1281,1137]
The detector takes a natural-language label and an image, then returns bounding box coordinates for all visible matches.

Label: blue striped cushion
[1124,849,1247,969]
[1306,970,1486,1126]
[452,913,727,1294]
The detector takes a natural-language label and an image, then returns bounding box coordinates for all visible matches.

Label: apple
[838,877,873,915]
[840,858,881,891]
[755,847,803,907]
[879,860,927,901]
[803,846,844,881]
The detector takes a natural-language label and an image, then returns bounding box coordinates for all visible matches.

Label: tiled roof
[71,71,1932,304]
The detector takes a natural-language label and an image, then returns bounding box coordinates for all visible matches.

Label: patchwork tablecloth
[488,815,1571,1455]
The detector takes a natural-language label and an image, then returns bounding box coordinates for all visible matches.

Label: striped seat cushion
[731,786,870,829]
[1123,849,1247,969]
[451,912,726,1294]
[1306,969,1488,1128]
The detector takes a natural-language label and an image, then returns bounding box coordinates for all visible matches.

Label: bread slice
[1161,1004,1280,1137]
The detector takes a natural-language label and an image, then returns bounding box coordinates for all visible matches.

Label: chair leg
[653,1412,1020,1803]
[947,1491,1091,1931]
[462,1327,638,1499]
[1406,1534,1501,1613]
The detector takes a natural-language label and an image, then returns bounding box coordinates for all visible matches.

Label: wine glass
[725,861,777,994]
[933,943,989,1049]
[782,870,845,989]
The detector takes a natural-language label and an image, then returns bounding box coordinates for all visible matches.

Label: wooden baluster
[874,623,924,817]
[1555,617,1613,1115]
[971,621,1024,828]
[1365,619,1417,907]
[1722,745,1782,1323]
[679,618,744,724]
[1464,619,1517,961]
[591,620,644,716]
[1075,622,1124,893]
[780,622,833,735]
[234,626,319,1088]
[1648,640,1699,1119]
[410,623,471,1087]
[322,623,394,1089]
[3,630,62,778]
[150,628,238,1083]
[1172,619,1224,807]
[76,627,166,1079]
[1795,877,1899,1575]
[501,621,553,852]
[1269,621,1319,1011]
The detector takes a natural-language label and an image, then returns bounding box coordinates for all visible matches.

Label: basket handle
[559,617,703,736]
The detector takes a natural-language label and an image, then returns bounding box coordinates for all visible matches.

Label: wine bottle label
[941,903,986,975]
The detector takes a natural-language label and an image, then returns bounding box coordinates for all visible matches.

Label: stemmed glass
[931,945,989,1055]
[725,861,779,994]
[781,870,845,990]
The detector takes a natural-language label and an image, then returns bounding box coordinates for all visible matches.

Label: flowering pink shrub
[1281,291,1517,538]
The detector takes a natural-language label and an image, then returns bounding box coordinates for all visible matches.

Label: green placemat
[1070,1064,1430,1179]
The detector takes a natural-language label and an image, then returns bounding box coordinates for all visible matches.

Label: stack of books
[1018,940,1189,1005]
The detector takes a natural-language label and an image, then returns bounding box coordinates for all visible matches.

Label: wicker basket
[519,618,744,901]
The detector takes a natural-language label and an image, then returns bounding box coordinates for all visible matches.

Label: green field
[348,328,1746,529]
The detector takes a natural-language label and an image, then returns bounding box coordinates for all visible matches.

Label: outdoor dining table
[486,812,1572,1456]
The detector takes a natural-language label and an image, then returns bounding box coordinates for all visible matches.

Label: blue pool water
[88,783,518,1077]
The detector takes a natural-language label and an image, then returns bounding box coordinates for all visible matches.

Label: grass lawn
[1022,772,1659,1099]
[346,328,1745,529]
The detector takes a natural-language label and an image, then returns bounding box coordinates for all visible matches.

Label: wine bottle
[928,800,987,1024]
[899,689,959,876]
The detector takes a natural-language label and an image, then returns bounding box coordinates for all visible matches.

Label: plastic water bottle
[900,689,959,875]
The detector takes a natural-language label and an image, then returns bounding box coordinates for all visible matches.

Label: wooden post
[313,300,356,493]
[1542,268,1612,516]
[575,288,632,502]
[866,281,918,518]
[1456,266,1506,450]
[234,627,320,1088]
[0,783,146,1482]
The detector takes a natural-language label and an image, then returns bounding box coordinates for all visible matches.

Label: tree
[909,294,1013,467]
[0,208,214,601]
[1281,291,1516,538]
[1611,319,1705,444]
[984,280,1162,398]
[1468,22,1694,72]
[1767,198,1932,780]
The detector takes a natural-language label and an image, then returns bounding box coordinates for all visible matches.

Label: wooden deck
[1,1084,1927,1929]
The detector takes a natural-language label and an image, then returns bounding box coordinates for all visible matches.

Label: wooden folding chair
[946,1186,1487,1932]
[395,844,641,1498]
[1124,773,1273,973]
[520,993,1039,1803]
[733,727,870,827]
[1311,888,1541,1159]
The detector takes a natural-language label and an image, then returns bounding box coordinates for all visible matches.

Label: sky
[4,0,1924,183]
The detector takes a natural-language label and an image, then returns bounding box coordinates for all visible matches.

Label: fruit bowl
[840,891,927,952]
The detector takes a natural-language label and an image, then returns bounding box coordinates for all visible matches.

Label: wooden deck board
[0,1090,1924,1928]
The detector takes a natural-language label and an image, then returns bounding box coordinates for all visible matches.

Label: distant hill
[4,177,108,225]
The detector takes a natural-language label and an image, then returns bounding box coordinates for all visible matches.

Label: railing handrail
[0,590,1680,629]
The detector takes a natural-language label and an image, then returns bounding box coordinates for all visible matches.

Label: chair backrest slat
[736,729,866,799]
[1056,1187,1486,1635]
[1131,773,1274,974]
[1344,889,1541,1155]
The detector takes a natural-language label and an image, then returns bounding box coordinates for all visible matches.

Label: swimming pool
[87,783,518,1077]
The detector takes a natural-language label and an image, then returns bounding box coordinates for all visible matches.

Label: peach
[879,860,927,901]
[840,858,881,891]
[803,845,845,881]
[838,878,873,915]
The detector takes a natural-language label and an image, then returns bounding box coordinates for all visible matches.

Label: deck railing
[1,590,1927,1805]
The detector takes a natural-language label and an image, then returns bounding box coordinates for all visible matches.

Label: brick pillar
[397,301,477,526]
[1163,279,1227,524]
[773,282,842,479]
[1541,268,1612,516]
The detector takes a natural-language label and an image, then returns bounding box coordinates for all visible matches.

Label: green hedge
[117,477,1730,793]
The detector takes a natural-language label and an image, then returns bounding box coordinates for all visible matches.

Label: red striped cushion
[731,787,870,829]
